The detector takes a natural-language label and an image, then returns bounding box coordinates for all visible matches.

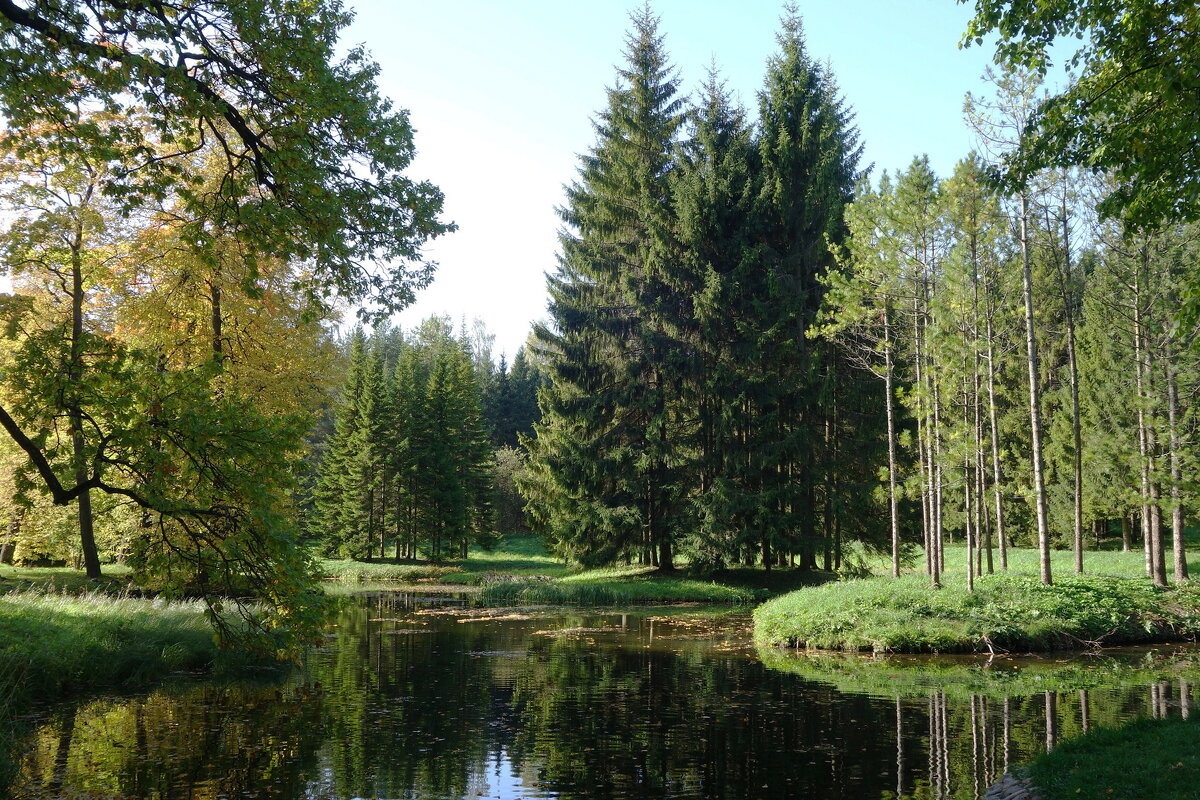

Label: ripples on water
[9,592,1198,799]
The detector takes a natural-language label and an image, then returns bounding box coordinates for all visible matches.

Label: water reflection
[9,594,1198,799]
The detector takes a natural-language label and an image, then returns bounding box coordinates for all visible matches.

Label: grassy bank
[0,563,134,593]
[318,536,825,604]
[0,591,261,701]
[315,535,575,588]
[1025,717,1200,800]
[479,565,769,605]
[754,572,1200,653]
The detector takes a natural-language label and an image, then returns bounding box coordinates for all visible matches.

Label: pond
[8,593,1198,799]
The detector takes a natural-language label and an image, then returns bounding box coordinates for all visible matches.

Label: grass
[479,565,768,605]
[315,535,574,588]
[317,560,464,583]
[0,591,262,700]
[753,571,1200,653]
[1025,717,1200,800]
[0,563,134,594]
[910,543,1200,581]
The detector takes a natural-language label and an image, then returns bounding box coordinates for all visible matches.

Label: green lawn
[903,542,1200,581]
[0,563,134,594]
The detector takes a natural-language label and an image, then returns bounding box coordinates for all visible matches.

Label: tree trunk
[71,224,101,580]
[1050,196,1084,574]
[1165,344,1189,582]
[1019,192,1052,585]
[884,309,900,578]
[985,319,1007,570]
[1133,251,1167,587]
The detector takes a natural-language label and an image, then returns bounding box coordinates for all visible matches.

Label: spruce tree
[526,6,687,568]
[749,6,862,568]
[672,69,758,567]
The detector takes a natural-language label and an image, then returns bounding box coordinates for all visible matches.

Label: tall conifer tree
[750,6,862,568]
[528,6,687,568]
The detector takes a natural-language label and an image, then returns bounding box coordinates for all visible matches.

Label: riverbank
[0,591,236,699]
[1025,716,1200,799]
[0,588,276,786]
[754,572,1200,653]
[317,536,828,604]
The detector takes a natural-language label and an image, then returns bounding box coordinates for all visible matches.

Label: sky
[344,1,1009,361]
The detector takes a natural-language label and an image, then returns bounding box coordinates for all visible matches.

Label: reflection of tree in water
[307,593,506,799]
[15,681,326,798]
[9,600,1200,800]
[506,635,899,799]
[900,681,1195,799]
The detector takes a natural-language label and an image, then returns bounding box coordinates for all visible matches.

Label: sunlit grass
[881,543,1200,581]
[754,571,1200,653]
[317,560,465,583]
[0,590,236,700]
[0,563,134,594]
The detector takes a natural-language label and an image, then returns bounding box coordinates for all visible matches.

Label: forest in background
[515,5,1200,588]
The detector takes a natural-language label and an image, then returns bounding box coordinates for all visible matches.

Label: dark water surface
[10,593,1198,799]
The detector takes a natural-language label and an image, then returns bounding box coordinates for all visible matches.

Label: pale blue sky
[345,1,1013,359]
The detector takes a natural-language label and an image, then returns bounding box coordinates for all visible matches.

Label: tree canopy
[0,0,452,313]
[961,0,1199,227]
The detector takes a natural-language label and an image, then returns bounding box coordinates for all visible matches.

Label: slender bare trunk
[1133,248,1167,587]
[884,308,900,578]
[70,214,100,580]
[1019,193,1051,585]
[1165,345,1188,582]
[915,297,938,587]
[985,319,1007,570]
[1050,196,1084,573]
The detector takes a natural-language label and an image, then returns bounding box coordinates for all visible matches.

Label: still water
[10,593,1199,799]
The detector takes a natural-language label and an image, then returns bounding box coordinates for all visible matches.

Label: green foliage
[492,446,531,535]
[525,6,870,573]
[754,572,1200,652]
[525,6,690,569]
[963,0,1199,227]
[485,348,542,449]
[312,319,496,562]
[0,0,452,314]
[1026,717,1200,800]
